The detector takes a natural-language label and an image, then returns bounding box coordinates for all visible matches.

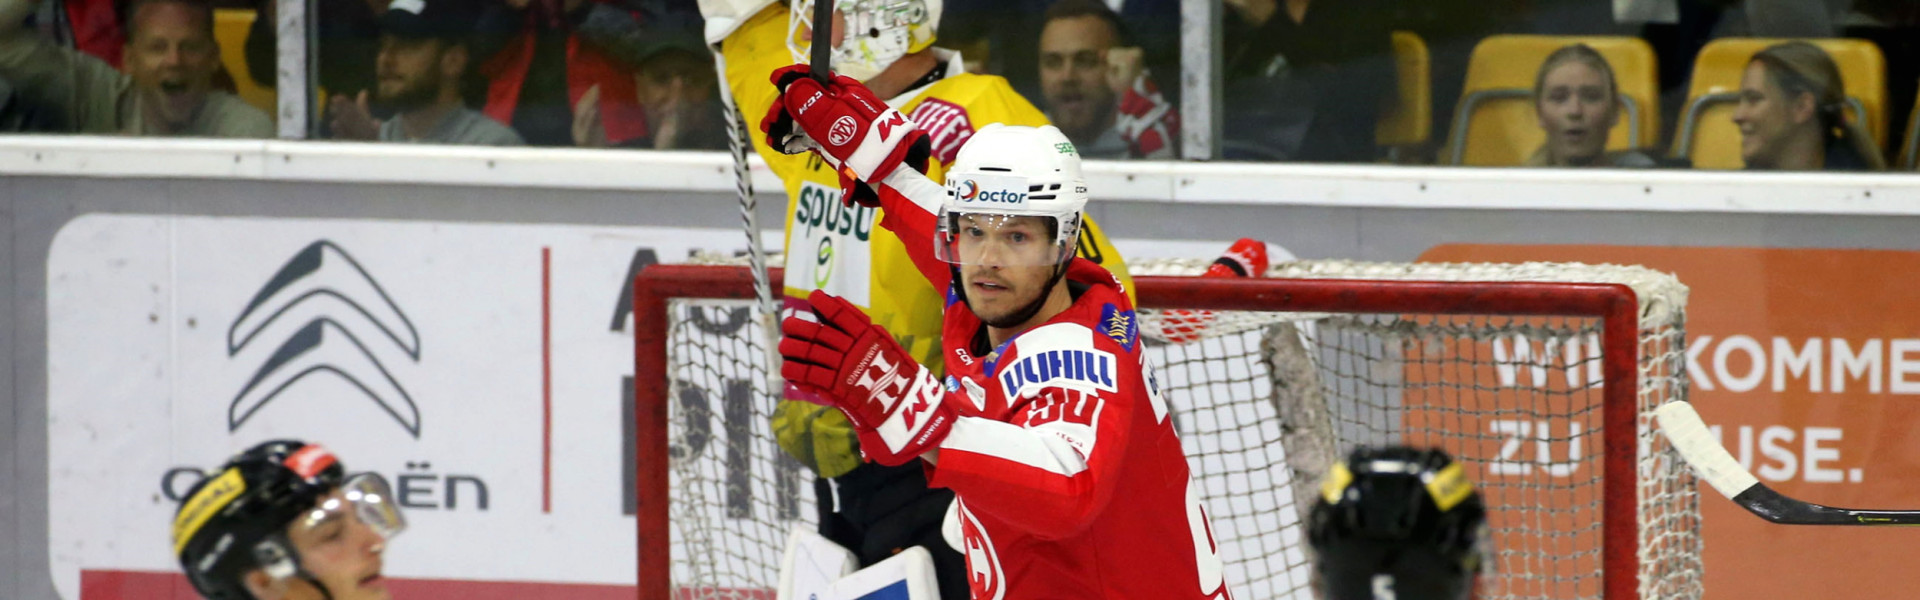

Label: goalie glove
[780,290,956,466]
[761,65,931,186]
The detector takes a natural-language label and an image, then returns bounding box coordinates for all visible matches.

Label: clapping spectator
[573,43,722,148]
[329,0,524,145]
[1219,0,1393,162]
[1035,0,1176,159]
[1528,44,1657,167]
[0,0,272,136]
[475,0,702,147]
[1732,41,1883,171]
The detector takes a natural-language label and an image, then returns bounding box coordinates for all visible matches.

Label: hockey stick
[810,0,834,82]
[708,47,779,389]
[1655,401,1920,525]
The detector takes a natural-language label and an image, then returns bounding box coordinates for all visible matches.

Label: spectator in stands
[573,43,724,148]
[1219,0,1393,162]
[1732,41,1885,171]
[0,0,272,136]
[328,0,524,145]
[474,0,706,147]
[1035,0,1176,159]
[1528,44,1656,167]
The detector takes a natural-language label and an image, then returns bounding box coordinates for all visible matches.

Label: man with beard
[329,0,524,145]
[1036,0,1176,159]
[0,0,271,137]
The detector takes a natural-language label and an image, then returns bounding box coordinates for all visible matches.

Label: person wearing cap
[1309,446,1489,600]
[0,0,272,137]
[173,440,407,600]
[328,0,524,145]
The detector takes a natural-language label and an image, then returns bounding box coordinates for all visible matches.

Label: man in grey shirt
[0,0,272,137]
[329,0,523,146]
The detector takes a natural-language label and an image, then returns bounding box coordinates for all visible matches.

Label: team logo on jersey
[828,116,859,146]
[1100,304,1138,351]
[998,348,1117,399]
[958,501,1006,600]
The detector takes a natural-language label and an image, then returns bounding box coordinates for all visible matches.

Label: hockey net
[632,257,1703,600]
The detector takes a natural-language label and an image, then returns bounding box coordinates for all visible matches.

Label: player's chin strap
[257,537,338,600]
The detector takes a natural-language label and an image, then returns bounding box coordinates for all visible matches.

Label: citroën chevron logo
[227,240,424,437]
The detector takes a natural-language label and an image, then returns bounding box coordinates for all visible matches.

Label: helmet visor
[293,473,407,543]
[935,212,1073,267]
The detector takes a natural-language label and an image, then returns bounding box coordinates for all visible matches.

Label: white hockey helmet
[935,124,1088,267]
[787,0,942,82]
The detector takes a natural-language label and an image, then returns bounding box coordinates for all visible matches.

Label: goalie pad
[778,525,859,600]
[833,545,943,600]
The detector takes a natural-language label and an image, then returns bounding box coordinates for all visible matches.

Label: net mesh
[654,257,1702,600]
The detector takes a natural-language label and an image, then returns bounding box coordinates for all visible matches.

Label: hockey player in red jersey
[765,67,1233,600]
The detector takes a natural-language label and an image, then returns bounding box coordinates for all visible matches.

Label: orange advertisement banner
[1420,244,1920,599]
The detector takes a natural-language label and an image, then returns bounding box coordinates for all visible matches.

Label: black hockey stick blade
[810,0,833,83]
[1656,401,1920,526]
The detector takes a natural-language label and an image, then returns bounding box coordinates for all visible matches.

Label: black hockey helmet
[1308,446,1488,600]
[172,440,403,600]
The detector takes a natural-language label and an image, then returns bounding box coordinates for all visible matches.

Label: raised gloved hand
[760,65,931,187]
[780,290,955,466]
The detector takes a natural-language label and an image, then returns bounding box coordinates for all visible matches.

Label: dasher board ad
[45,214,771,599]
[1423,244,1920,599]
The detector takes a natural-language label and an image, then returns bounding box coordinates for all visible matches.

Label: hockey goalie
[764,65,1234,599]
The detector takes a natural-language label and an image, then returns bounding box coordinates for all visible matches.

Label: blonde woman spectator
[1527,44,1656,167]
[1732,41,1884,171]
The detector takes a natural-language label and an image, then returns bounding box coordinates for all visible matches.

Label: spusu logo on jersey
[999,348,1117,399]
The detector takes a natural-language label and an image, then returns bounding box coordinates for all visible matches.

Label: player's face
[1535,61,1614,165]
[955,215,1061,324]
[284,490,393,600]
[123,1,219,128]
[1038,16,1118,142]
[1732,62,1811,169]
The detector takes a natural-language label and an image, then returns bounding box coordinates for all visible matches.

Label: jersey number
[1185,477,1227,596]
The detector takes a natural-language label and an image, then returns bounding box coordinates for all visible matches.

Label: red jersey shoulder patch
[908,97,976,165]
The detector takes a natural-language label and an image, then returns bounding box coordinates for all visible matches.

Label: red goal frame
[632,263,1644,600]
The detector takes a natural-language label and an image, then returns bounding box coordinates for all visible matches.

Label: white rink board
[45,214,771,597]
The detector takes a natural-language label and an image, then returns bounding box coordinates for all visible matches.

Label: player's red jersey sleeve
[874,167,953,293]
[928,321,1141,540]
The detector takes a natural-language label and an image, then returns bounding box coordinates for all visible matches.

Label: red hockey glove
[779,290,956,466]
[760,65,931,186]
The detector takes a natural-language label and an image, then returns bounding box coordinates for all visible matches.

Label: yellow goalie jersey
[720,3,1133,371]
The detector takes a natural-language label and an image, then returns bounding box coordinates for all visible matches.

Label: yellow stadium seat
[215,8,275,115]
[1377,31,1430,152]
[1445,35,1660,166]
[1901,83,1919,170]
[1673,38,1885,170]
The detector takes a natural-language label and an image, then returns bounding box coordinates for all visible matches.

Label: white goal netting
[649,257,1703,600]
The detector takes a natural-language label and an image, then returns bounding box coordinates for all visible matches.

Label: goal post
[633,259,1702,600]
